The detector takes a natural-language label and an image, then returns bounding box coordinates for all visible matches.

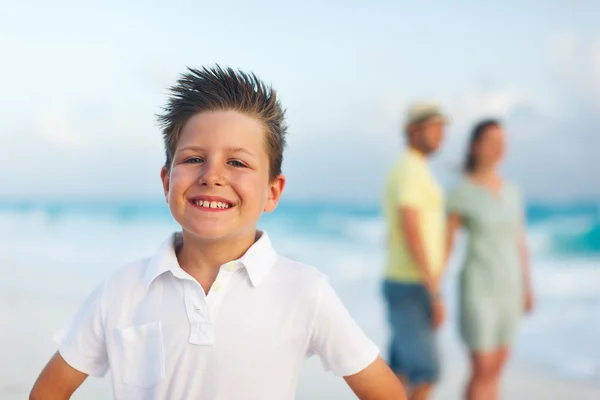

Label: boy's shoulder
[271,255,326,283]
[267,255,332,304]
[101,256,154,296]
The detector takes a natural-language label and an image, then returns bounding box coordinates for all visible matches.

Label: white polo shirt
[56,231,379,399]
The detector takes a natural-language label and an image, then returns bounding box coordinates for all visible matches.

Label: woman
[446,119,534,400]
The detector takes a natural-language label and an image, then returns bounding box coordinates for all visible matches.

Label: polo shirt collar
[239,231,277,287]
[407,147,427,161]
[143,231,277,289]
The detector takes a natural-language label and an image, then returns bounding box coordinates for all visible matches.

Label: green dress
[447,179,525,351]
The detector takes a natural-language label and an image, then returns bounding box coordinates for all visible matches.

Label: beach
[2,290,599,399]
[1,200,599,399]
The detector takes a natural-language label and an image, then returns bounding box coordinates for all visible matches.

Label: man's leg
[406,286,441,400]
[386,305,414,396]
[383,281,429,398]
[407,339,439,400]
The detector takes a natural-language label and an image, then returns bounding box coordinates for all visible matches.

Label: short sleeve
[53,281,109,377]
[447,183,468,216]
[395,163,424,207]
[308,276,379,377]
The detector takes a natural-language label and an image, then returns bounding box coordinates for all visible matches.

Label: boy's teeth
[194,200,230,209]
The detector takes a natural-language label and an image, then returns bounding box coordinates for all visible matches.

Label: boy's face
[161,110,285,242]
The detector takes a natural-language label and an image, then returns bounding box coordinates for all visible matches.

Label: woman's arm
[442,212,462,277]
[519,226,534,313]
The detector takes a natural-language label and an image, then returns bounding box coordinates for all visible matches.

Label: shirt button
[225,262,236,271]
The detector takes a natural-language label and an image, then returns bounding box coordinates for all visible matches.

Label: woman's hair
[464,119,501,172]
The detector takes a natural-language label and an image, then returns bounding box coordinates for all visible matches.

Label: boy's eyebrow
[177,146,256,157]
[227,147,256,157]
[177,146,205,154]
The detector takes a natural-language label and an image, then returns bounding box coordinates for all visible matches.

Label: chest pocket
[114,321,165,388]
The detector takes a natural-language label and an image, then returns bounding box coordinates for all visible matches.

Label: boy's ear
[160,166,170,203]
[264,174,285,213]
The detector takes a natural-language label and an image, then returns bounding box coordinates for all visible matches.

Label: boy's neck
[176,229,259,294]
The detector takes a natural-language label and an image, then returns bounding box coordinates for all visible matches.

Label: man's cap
[404,101,448,130]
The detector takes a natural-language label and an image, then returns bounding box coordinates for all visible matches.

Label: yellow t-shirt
[383,148,445,283]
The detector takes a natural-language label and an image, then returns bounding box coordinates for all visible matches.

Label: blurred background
[1,1,599,399]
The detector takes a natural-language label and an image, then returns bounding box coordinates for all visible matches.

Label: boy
[30,66,406,399]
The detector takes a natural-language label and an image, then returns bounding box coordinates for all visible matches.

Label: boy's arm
[31,281,109,398]
[30,351,88,400]
[308,277,405,398]
[344,356,407,400]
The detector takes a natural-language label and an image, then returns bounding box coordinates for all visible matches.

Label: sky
[1,0,599,203]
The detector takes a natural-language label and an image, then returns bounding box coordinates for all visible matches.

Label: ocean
[1,198,599,386]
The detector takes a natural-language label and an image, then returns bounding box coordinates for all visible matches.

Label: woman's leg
[465,350,503,400]
[490,347,510,398]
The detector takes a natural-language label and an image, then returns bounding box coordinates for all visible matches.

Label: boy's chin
[182,226,253,242]
[184,229,229,242]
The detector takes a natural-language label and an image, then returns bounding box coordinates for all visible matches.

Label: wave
[527,203,600,256]
[1,199,599,255]
[549,221,600,256]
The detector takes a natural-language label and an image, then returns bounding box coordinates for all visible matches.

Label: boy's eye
[228,160,246,168]
[185,157,203,164]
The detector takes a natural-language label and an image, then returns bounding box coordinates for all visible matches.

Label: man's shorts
[382,280,440,386]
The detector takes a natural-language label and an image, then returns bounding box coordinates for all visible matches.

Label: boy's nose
[199,162,225,186]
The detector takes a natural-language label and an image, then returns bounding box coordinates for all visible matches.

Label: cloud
[447,87,540,136]
[37,107,85,150]
[2,14,599,202]
[552,31,600,113]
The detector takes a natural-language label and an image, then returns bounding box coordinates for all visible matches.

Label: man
[382,101,447,400]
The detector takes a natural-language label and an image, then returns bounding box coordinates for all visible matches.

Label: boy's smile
[189,195,233,211]
[161,110,285,243]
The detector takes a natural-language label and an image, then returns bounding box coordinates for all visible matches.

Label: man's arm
[400,207,438,295]
[400,207,444,328]
[30,351,88,400]
[344,356,407,400]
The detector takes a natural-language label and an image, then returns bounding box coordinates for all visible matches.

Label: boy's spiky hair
[157,65,287,180]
